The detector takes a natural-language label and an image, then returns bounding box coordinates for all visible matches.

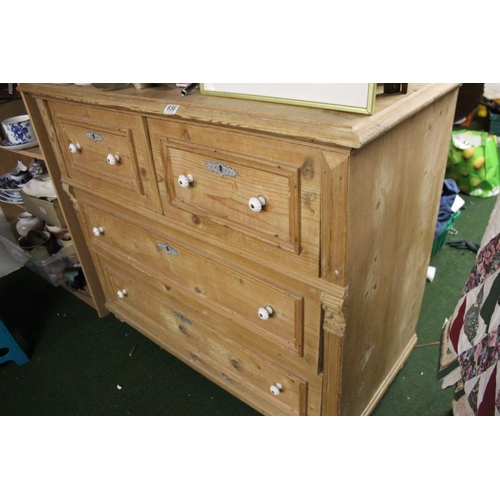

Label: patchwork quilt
[439,232,500,415]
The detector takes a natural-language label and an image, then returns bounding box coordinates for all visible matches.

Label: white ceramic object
[0,139,38,150]
[46,224,68,238]
[16,212,45,236]
[1,115,37,145]
[60,234,73,247]
[178,174,194,188]
[69,143,81,153]
[427,266,436,283]
[258,306,274,320]
[249,195,267,212]
[107,153,121,165]
[270,383,283,396]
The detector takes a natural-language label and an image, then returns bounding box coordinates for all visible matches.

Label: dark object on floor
[63,267,86,290]
[447,238,480,253]
[435,179,460,240]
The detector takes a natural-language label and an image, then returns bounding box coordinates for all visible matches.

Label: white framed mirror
[200,83,377,115]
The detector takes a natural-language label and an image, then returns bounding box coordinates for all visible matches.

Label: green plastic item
[446,130,500,197]
[432,210,460,256]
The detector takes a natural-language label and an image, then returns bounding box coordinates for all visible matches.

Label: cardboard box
[20,191,65,227]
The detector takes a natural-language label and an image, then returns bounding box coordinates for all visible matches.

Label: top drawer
[148,119,322,277]
[48,100,161,213]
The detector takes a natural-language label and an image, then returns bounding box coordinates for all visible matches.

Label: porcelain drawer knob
[248,195,267,212]
[107,153,121,165]
[69,143,81,154]
[258,306,274,320]
[270,383,283,396]
[92,226,104,236]
[117,289,127,299]
[178,174,194,188]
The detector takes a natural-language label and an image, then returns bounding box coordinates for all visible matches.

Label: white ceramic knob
[270,383,283,396]
[92,226,104,236]
[69,143,81,154]
[258,306,274,320]
[107,153,121,165]
[178,174,194,188]
[117,289,127,299]
[249,195,267,212]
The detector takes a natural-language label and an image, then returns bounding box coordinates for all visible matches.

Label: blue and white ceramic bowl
[1,115,36,145]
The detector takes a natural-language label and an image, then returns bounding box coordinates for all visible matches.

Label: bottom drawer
[97,255,311,415]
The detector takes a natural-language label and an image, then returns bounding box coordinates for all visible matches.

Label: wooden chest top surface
[18,83,460,149]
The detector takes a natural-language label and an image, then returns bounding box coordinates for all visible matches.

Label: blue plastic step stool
[0,319,29,366]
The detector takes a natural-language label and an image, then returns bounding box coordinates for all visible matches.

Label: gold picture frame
[200,83,377,115]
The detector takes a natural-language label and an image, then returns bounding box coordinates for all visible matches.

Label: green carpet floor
[0,194,497,416]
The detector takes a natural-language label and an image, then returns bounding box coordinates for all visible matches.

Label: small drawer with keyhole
[49,100,161,213]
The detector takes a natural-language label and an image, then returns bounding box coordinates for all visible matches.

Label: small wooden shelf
[0,144,44,161]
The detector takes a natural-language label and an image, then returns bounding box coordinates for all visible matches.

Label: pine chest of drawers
[20,83,460,415]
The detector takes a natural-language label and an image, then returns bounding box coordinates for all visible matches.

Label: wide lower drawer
[97,254,312,415]
[80,199,306,355]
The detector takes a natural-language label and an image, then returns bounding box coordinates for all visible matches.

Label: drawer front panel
[98,256,309,415]
[49,100,161,212]
[148,118,322,277]
[82,201,305,355]
[162,142,299,252]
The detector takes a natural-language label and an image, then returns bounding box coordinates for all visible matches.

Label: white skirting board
[0,208,22,277]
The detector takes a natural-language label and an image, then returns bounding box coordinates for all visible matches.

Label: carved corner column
[321,292,346,416]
